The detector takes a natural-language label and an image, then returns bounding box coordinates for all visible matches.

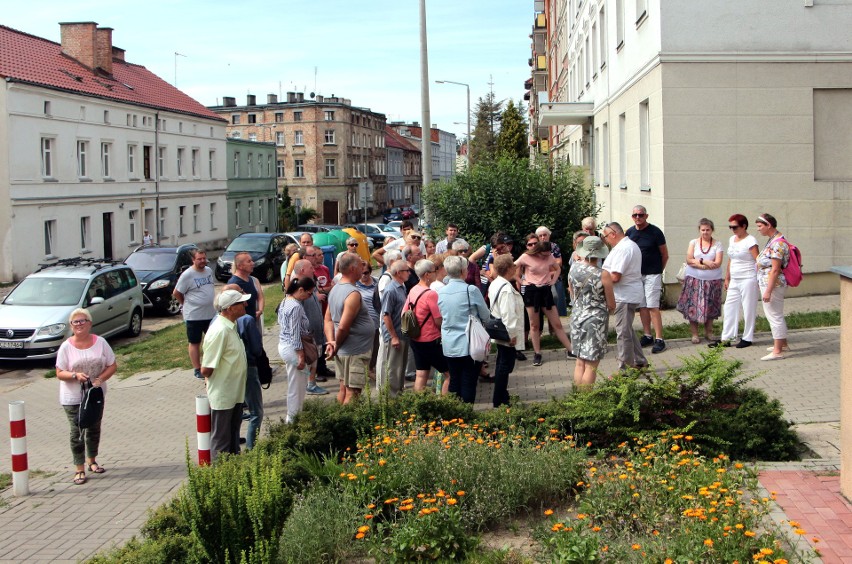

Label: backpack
[257,348,274,389]
[401,290,432,339]
[780,237,803,287]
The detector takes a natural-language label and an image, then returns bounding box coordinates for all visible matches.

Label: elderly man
[289,259,330,395]
[626,205,669,353]
[402,243,422,292]
[378,260,412,396]
[227,252,264,334]
[601,222,647,370]
[173,249,216,379]
[324,253,376,404]
[435,223,467,254]
[372,228,425,266]
[375,249,402,383]
[201,289,249,460]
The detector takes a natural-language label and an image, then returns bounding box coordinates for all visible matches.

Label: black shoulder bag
[77,380,105,429]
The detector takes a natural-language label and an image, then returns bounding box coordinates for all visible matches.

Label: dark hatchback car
[124,244,198,315]
[382,207,414,223]
[215,233,296,283]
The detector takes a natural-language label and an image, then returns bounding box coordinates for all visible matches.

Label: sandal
[88,462,106,474]
[691,336,700,344]
[73,471,87,485]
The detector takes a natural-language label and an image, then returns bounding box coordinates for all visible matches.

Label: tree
[496,99,528,161]
[422,156,599,257]
[469,90,503,163]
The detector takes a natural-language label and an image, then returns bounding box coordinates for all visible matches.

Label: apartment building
[385,126,423,207]
[210,93,387,224]
[225,138,278,238]
[529,0,852,294]
[0,22,228,281]
[388,122,457,188]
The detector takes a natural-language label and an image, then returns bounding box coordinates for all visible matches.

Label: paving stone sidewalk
[0,294,841,562]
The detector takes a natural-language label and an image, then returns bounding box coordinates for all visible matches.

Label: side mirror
[88,296,105,306]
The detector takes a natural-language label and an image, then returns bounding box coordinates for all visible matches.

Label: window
[599,7,607,68]
[44,101,52,116]
[234,152,241,177]
[192,149,199,177]
[41,137,54,177]
[274,112,284,123]
[618,112,627,189]
[178,122,183,133]
[267,155,272,177]
[231,130,241,139]
[133,115,138,127]
[258,155,263,177]
[129,210,138,242]
[636,0,648,24]
[177,147,185,177]
[128,144,136,176]
[101,143,112,177]
[294,111,302,122]
[616,0,625,49]
[325,158,336,177]
[158,147,166,178]
[209,150,215,178]
[275,131,284,145]
[591,24,598,77]
[44,220,56,256]
[159,207,167,237]
[77,141,89,177]
[179,206,186,235]
[103,110,110,124]
[248,133,257,142]
[77,217,91,253]
[277,159,285,178]
[294,130,304,145]
[247,153,253,178]
[210,202,216,230]
[324,129,336,144]
[585,37,591,86]
[231,115,241,124]
[193,204,200,232]
[639,99,650,190]
[295,159,304,178]
[235,202,241,227]
[158,119,166,131]
[248,201,253,225]
[258,200,264,225]
[602,122,610,186]
[248,114,257,124]
[324,110,335,121]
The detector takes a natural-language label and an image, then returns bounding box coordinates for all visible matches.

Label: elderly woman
[437,255,490,403]
[676,218,724,343]
[568,236,615,390]
[55,308,117,485]
[406,259,449,393]
[277,276,317,423]
[756,213,790,361]
[452,240,482,292]
[710,214,759,349]
[515,234,574,367]
[487,254,525,407]
[581,216,598,236]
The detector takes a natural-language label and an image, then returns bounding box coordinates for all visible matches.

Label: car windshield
[3,277,86,306]
[379,225,398,232]
[125,251,176,271]
[390,208,401,213]
[226,238,269,253]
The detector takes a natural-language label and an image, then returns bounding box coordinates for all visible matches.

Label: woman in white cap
[568,236,615,389]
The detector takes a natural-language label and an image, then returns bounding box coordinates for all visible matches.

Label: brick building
[209,93,387,225]
[384,126,422,207]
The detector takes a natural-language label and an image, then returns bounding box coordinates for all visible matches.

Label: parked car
[386,220,405,231]
[347,223,403,247]
[407,204,421,217]
[382,207,415,223]
[124,244,197,316]
[297,224,336,233]
[0,258,144,359]
[215,233,297,283]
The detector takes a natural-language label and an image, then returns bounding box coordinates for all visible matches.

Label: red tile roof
[404,125,440,143]
[0,24,225,122]
[385,125,420,152]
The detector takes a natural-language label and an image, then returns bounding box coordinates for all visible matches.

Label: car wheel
[164,296,182,316]
[261,265,275,284]
[126,308,143,337]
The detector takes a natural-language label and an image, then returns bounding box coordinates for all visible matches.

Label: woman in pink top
[55,308,116,485]
[404,259,450,393]
[515,235,573,366]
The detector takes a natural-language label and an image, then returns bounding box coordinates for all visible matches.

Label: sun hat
[217,289,250,311]
[576,236,609,259]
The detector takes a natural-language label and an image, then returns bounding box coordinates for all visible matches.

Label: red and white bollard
[9,400,29,496]
[195,395,211,466]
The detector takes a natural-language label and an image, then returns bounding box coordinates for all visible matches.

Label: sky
[4,0,532,141]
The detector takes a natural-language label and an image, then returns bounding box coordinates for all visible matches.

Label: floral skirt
[676,276,723,323]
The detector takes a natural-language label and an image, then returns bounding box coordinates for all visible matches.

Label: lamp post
[435,80,470,168]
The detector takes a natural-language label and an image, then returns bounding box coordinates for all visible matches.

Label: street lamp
[435,79,470,168]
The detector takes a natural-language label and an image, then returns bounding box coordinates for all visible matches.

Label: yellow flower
[794,528,806,535]
[447,498,458,505]
[704,538,713,547]
[357,525,370,533]
[631,543,641,550]
[744,530,756,537]
[378,459,387,466]
[355,532,365,539]
[759,548,774,556]
[544,509,554,516]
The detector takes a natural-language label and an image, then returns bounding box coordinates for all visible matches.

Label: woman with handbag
[277,276,317,423]
[55,308,116,485]
[676,218,724,343]
[487,254,525,407]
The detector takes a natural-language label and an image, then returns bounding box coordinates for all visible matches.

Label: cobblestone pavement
[0,294,841,562]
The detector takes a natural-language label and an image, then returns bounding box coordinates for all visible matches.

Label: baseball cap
[217,289,250,311]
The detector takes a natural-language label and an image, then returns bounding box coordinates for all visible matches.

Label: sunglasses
[410,235,422,240]
[526,242,538,247]
[347,243,358,247]
[728,225,740,230]
[632,213,646,218]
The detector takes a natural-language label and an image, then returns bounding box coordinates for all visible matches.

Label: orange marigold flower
[355,532,365,539]
[364,514,374,519]
[759,548,774,556]
[544,509,554,516]
[632,544,641,550]
[592,526,602,532]
[457,490,466,496]
[357,526,370,533]
[447,498,458,505]
[794,528,806,535]
[744,530,756,537]
[704,539,713,547]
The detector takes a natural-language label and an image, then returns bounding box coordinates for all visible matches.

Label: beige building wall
[0,85,10,281]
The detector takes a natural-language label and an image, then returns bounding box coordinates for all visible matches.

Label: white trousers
[721,277,758,342]
[279,342,309,424]
[760,284,787,340]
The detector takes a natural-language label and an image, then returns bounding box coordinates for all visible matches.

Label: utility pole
[419,0,433,196]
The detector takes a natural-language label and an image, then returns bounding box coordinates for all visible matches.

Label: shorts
[639,274,663,309]
[522,284,555,312]
[186,319,212,344]
[409,339,449,372]
[335,351,371,390]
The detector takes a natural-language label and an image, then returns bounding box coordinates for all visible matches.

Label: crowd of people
[55,209,797,477]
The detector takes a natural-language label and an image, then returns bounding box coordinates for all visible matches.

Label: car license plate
[0,341,24,349]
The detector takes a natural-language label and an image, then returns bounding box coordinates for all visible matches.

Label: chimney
[247,94,256,106]
[316,95,324,103]
[111,46,125,62]
[286,91,296,103]
[223,96,236,107]
[296,92,304,102]
[94,27,114,74]
[267,93,278,104]
[59,22,98,71]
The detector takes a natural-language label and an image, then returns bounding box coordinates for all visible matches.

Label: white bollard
[9,400,29,496]
[196,395,211,466]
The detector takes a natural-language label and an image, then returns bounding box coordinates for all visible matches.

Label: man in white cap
[201,289,250,460]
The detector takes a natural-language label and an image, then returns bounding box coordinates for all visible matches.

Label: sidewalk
[0,294,843,562]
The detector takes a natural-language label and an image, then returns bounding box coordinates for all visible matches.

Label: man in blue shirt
[379,261,410,396]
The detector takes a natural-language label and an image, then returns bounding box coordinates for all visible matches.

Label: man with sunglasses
[372,229,426,266]
[625,205,669,354]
